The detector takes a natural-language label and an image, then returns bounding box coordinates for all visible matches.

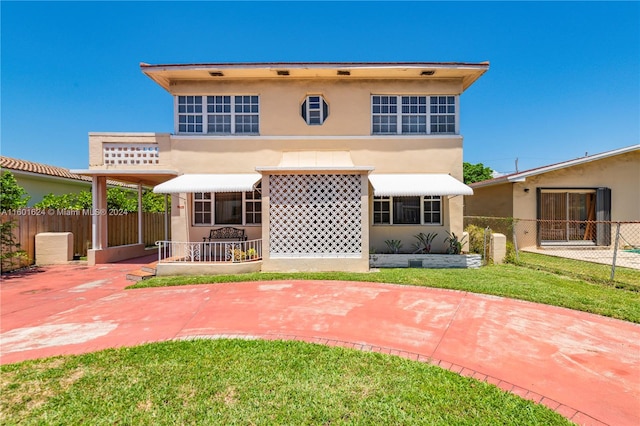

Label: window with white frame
[193,187,262,226]
[423,196,442,224]
[177,95,259,135]
[373,195,442,225]
[194,192,212,224]
[430,96,456,134]
[401,96,428,134]
[373,196,391,224]
[178,96,204,133]
[372,96,398,134]
[301,95,329,125]
[245,183,262,224]
[206,96,232,133]
[233,95,260,133]
[372,95,457,135]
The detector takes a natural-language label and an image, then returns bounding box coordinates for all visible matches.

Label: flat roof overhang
[70,169,179,187]
[140,61,489,92]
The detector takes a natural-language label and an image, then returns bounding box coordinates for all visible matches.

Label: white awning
[153,174,261,194]
[369,174,473,196]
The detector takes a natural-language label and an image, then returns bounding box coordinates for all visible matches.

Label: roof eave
[140,61,490,92]
[470,144,640,189]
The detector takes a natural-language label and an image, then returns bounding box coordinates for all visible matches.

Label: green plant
[246,248,258,259]
[34,192,92,210]
[0,171,30,210]
[0,172,30,271]
[1,220,28,272]
[229,248,247,262]
[463,162,494,184]
[384,239,403,254]
[33,188,169,212]
[504,241,517,264]
[444,231,467,255]
[413,232,438,254]
[464,224,487,255]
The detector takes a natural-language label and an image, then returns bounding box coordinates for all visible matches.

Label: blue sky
[1,1,638,174]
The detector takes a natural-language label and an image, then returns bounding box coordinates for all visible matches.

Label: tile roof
[0,156,136,188]
[0,156,92,182]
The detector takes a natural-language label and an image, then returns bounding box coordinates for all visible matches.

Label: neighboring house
[465,145,640,248]
[0,156,94,206]
[0,156,138,206]
[75,61,489,271]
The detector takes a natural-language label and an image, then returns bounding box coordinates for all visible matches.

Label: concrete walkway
[1,257,639,426]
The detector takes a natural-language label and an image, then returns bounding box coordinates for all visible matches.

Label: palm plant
[384,239,403,254]
[413,232,438,254]
[444,231,467,254]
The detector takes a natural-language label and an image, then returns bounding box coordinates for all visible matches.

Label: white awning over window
[153,174,261,194]
[369,174,473,197]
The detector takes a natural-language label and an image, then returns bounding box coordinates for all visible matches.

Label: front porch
[154,239,263,276]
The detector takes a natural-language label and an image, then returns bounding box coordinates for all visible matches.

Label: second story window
[206,96,232,133]
[178,96,203,133]
[176,95,259,135]
[233,95,260,134]
[372,95,457,135]
[301,95,329,125]
[430,96,456,134]
[401,96,427,134]
[372,96,397,134]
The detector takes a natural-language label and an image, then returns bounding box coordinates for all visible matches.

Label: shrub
[413,232,438,254]
[0,172,30,271]
[384,239,403,254]
[246,248,258,259]
[504,241,518,264]
[444,231,467,255]
[465,224,487,255]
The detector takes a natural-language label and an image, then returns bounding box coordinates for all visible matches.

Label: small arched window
[301,95,329,125]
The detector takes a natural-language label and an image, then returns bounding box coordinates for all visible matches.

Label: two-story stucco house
[77,61,489,273]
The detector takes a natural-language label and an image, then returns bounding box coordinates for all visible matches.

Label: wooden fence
[1,210,169,271]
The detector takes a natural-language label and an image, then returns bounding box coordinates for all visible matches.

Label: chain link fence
[464,216,640,286]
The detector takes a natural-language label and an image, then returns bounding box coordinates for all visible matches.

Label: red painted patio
[1,256,639,426]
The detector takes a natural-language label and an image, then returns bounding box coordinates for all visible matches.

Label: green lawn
[516,251,640,291]
[131,262,640,323]
[1,339,570,425]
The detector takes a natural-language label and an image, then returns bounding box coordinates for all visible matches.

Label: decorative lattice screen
[103,144,159,165]
[269,174,362,257]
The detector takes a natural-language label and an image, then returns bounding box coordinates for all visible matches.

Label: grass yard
[131,262,640,323]
[1,339,571,425]
[516,251,640,291]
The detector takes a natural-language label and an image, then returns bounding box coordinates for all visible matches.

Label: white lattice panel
[269,174,362,257]
[103,144,159,165]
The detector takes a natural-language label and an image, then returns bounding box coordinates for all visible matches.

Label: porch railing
[156,239,262,263]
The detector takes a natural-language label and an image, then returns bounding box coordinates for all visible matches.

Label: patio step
[126,262,157,282]
[141,261,158,274]
[125,270,155,282]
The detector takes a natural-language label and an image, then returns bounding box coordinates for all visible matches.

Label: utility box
[36,232,74,265]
